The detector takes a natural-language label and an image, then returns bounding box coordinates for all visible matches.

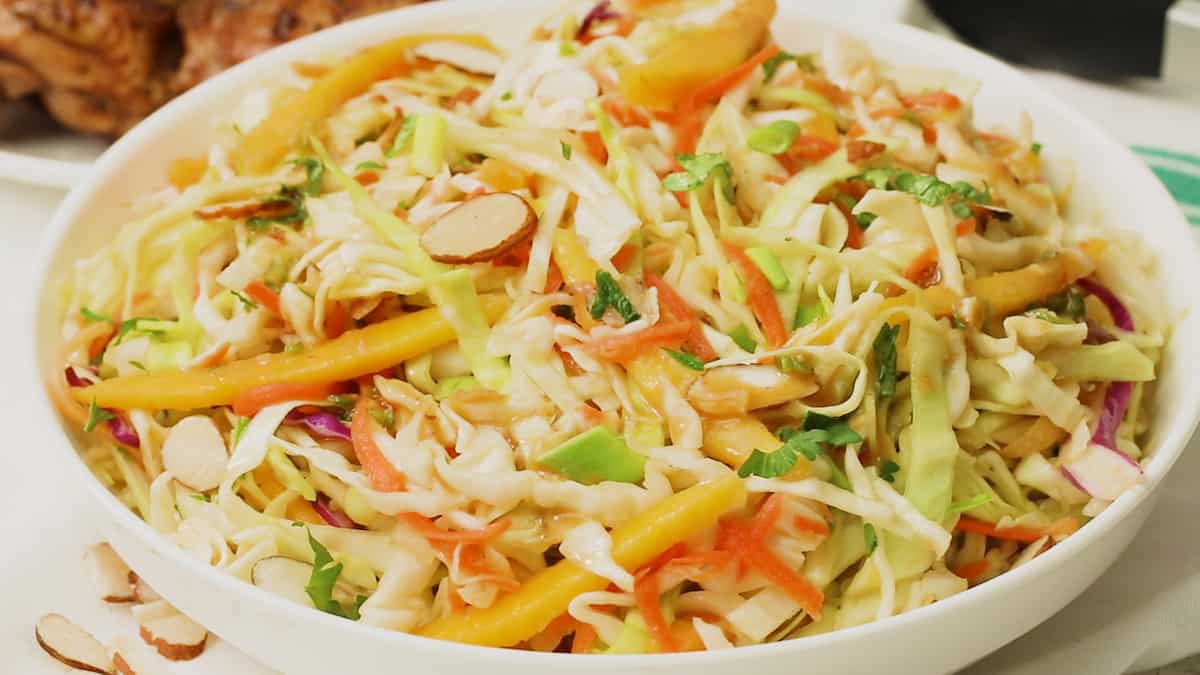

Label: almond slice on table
[130,573,162,605]
[35,613,113,674]
[110,634,169,675]
[85,543,136,603]
[419,192,536,264]
[411,41,502,76]
[138,608,208,662]
[160,415,228,492]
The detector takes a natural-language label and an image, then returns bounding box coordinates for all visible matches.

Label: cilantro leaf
[873,323,900,400]
[79,307,112,323]
[560,141,573,160]
[289,158,325,196]
[247,185,308,231]
[950,201,973,219]
[370,406,395,430]
[762,51,815,82]
[304,529,364,620]
[500,91,513,101]
[664,348,705,371]
[1031,142,1042,155]
[353,160,386,173]
[856,211,878,229]
[662,152,735,203]
[864,523,878,555]
[738,416,862,478]
[386,116,418,157]
[84,399,115,433]
[857,169,991,209]
[230,289,258,311]
[948,493,994,514]
[880,460,900,483]
[590,270,641,323]
[1046,287,1086,322]
[747,120,800,155]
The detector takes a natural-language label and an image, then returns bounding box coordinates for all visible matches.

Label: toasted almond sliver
[420,192,536,264]
[110,634,169,675]
[130,573,162,605]
[35,613,113,674]
[138,613,208,662]
[161,416,228,492]
[85,543,136,603]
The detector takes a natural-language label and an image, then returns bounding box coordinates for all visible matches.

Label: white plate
[26,1,1200,674]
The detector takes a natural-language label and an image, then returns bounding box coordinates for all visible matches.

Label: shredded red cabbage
[286,411,351,441]
[1077,278,1133,332]
[578,0,621,38]
[313,495,357,529]
[108,416,140,448]
[64,366,98,388]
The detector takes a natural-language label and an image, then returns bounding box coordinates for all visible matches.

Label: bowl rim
[26,0,1200,666]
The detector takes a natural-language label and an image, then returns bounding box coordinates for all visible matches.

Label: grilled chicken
[0,0,423,136]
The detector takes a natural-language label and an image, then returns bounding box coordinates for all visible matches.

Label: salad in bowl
[47,0,1167,656]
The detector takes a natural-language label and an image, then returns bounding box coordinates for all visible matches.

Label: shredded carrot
[954,216,978,238]
[324,301,350,339]
[869,106,907,120]
[572,622,598,654]
[902,91,962,111]
[846,122,866,139]
[634,569,677,653]
[787,135,839,163]
[953,559,989,582]
[718,515,824,619]
[194,342,230,369]
[750,493,785,540]
[903,245,941,287]
[231,381,342,417]
[721,242,788,347]
[644,272,717,361]
[610,244,639,271]
[690,43,780,109]
[448,86,481,105]
[397,513,511,543]
[580,130,608,164]
[544,260,564,294]
[792,515,831,537]
[355,171,380,186]
[433,541,520,592]
[584,320,691,363]
[447,581,467,613]
[955,517,1045,543]
[350,396,407,492]
[243,280,282,316]
[494,240,532,268]
[602,97,651,128]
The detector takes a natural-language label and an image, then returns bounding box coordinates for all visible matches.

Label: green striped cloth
[1134,146,1200,227]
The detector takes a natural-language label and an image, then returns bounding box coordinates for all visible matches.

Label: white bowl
[27,2,1200,674]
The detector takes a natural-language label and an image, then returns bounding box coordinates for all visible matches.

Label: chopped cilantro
[288,157,325,196]
[762,51,815,82]
[353,160,386,173]
[231,289,258,311]
[738,414,862,479]
[662,153,736,203]
[873,323,899,400]
[560,140,573,160]
[664,348,705,371]
[880,460,901,483]
[247,185,308,231]
[84,399,115,433]
[128,360,147,372]
[856,211,878,229]
[304,529,368,620]
[370,406,395,430]
[79,307,112,323]
[1031,142,1043,155]
[500,91,513,101]
[589,270,641,323]
[1045,287,1086,322]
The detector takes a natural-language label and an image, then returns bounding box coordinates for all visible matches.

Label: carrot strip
[231,381,342,417]
[195,343,230,369]
[397,513,511,543]
[721,243,788,347]
[244,280,282,316]
[447,582,467,613]
[955,517,1044,543]
[787,135,839,162]
[903,245,940,287]
[901,91,962,111]
[602,97,651,128]
[572,622,598,654]
[952,559,989,581]
[324,301,350,339]
[580,130,608,164]
[610,244,639,271]
[690,43,780,109]
[954,216,978,238]
[584,320,691,363]
[634,570,677,653]
[792,515,831,537]
[350,397,407,492]
[644,272,717,361]
[544,260,564,294]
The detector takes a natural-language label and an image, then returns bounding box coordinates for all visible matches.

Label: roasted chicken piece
[0,0,424,136]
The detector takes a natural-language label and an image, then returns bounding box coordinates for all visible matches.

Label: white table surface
[2,69,1198,675]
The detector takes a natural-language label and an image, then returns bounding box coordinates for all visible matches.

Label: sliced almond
[130,574,162,604]
[85,543,136,603]
[161,416,228,492]
[251,556,316,607]
[411,41,502,76]
[419,192,536,264]
[138,612,208,662]
[194,199,294,221]
[35,613,113,674]
[130,600,177,625]
[110,634,169,675]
